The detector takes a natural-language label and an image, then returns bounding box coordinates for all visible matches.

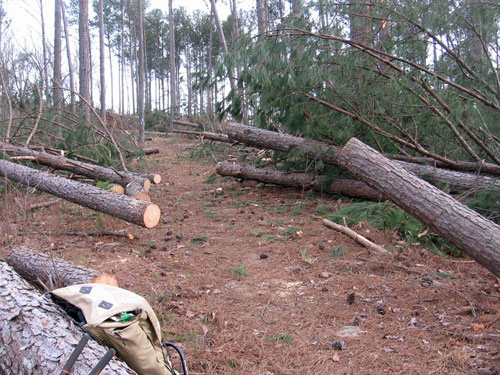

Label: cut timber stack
[0,262,136,375]
[0,141,157,190]
[0,160,160,228]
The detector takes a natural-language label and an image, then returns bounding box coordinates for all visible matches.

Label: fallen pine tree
[0,261,136,375]
[225,122,500,192]
[0,141,158,190]
[216,161,383,200]
[337,138,500,278]
[0,159,161,228]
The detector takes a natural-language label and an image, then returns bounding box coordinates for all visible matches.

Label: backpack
[51,283,173,375]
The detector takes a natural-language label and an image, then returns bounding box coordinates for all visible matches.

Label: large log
[0,160,161,228]
[6,246,100,289]
[225,122,500,193]
[216,161,383,200]
[0,262,136,375]
[338,137,500,278]
[0,141,151,190]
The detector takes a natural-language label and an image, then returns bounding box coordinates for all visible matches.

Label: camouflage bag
[51,283,173,375]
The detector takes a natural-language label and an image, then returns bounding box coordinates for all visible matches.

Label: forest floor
[1,135,500,375]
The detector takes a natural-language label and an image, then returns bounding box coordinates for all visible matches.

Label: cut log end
[134,192,151,201]
[111,184,125,194]
[143,178,151,192]
[152,174,161,184]
[143,204,161,228]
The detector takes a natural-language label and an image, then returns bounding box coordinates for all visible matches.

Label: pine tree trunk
[225,122,500,193]
[6,246,99,289]
[39,0,50,100]
[137,0,145,146]
[256,0,267,35]
[99,0,106,123]
[338,138,500,278]
[53,0,63,138]
[169,0,176,130]
[0,262,136,375]
[0,160,161,228]
[62,2,76,114]
[216,161,383,199]
[79,0,91,122]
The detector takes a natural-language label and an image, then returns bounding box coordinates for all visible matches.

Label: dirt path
[2,136,500,374]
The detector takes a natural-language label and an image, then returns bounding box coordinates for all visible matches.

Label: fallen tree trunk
[225,122,500,193]
[0,160,161,228]
[173,129,231,143]
[390,154,500,176]
[216,161,383,200]
[143,147,159,155]
[0,262,136,375]
[173,119,203,129]
[338,137,500,278]
[6,246,100,289]
[1,141,151,190]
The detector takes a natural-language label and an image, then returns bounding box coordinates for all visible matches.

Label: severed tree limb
[0,261,136,374]
[64,230,137,240]
[28,198,61,211]
[0,160,161,228]
[322,218,389,255]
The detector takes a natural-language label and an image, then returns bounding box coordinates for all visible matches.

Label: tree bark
[99,0,106,123]
[169,0,176,130]
[6,246,99,289]
[39,0,50,100]
[0,160,161,228]
[256,0,267,35]
[53,0,63,138]
[209,0,236,93]
[216,161,383,200]
[79,0,91,122]
[338,137,500,278]
[225,122,500,193]
[137,0,145,146]
[62,2,76,114]
[0,141,152,190]
[0,262,136,375]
